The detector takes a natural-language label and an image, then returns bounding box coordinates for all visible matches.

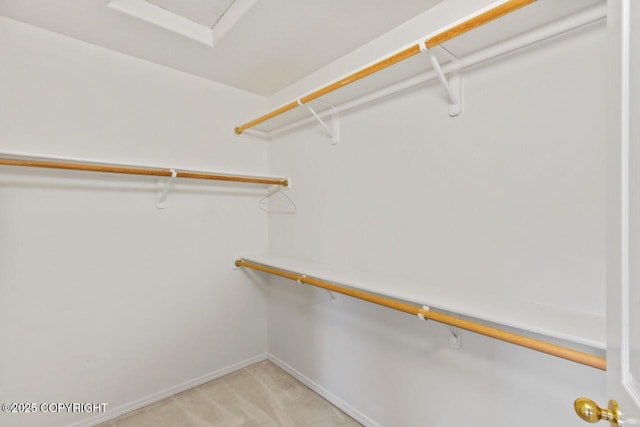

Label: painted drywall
[266,15,607,427]
[0,17,269,427]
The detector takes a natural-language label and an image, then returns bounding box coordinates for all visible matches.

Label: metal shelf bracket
[156,169,177,209]
[444,313,462,349]
[420,42,462,117]
[299,99,339,144]
[417,305,430,322]
[418,305,461,349]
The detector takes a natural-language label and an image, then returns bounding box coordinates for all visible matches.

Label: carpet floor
[97,360,362,427]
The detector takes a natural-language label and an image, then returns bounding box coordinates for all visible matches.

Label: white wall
[0,17,269,427]
[267,16,607,427]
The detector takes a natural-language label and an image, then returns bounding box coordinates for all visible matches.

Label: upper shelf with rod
[233,0,605,138]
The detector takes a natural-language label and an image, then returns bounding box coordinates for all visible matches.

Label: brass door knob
[574,398,621,426]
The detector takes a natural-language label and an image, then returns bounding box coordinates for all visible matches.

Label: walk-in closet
[1,0,639,426]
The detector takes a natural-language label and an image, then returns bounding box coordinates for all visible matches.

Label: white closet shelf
[234,0,605,137]
[0,152,288,187]
[238,253,605,351]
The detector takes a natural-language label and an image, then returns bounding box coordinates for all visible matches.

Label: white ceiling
[147,0,235,28]
[0,0,444,96]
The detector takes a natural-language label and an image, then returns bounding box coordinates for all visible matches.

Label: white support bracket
[417,305,461,349]
[417,305,430,322]
[298,99,340,144]
[444,313,462,349]
[156,169,177,209]
[420,41,462,117]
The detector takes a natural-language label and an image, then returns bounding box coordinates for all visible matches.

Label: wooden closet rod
[0,158,289,187]
[234,0,535,135]
[235,259,606,371]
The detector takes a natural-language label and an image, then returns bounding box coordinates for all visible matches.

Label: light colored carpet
[97,360,362,427]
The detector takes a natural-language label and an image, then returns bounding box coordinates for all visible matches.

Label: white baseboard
[267,353,383,427]
[68,353,268,427]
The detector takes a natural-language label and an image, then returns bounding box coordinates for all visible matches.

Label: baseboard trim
[68,353,268,427]
[267,353,382,427]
